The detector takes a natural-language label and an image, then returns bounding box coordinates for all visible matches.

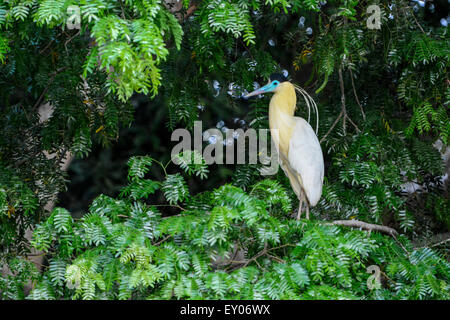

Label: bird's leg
[305,202,310,220]
[296,200,303,220]
[296,194,304,220]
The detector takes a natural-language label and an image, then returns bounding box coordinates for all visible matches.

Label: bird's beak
[243,89,265,98]
[243,82,272,99]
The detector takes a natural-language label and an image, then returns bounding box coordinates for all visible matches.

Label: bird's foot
[294,207,310,220]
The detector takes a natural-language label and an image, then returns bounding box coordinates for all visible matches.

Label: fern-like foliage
[1,155,447,300]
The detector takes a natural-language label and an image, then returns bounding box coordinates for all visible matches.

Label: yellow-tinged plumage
[269,82,296,157]
[246,79,324,220]
[268,83,304,200]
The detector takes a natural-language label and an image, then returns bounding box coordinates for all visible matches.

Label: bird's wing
[278,152,303,198]
[288,117,324,206]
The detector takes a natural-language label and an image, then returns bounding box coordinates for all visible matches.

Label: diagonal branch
[320,110,343,143]
[33,67,67,109]
[320,67,360,143]
[349,68,366,120]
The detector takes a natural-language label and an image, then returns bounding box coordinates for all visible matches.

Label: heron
[245,73,324,220]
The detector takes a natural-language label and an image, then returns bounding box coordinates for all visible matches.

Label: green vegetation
[3,155,449,299]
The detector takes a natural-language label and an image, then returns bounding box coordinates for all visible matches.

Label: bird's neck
[268,85,297,131]
[268,85,297,155]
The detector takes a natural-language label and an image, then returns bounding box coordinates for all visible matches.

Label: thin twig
[64,30,80,55]
[410,9,426,34]
[243,242,267,268]
[241,243,295,268]
[119,0,126,19]
[254,259,265,270]
[320,67,360,143]
[392,234,410,256]
[154,235,172,246]
[338,68,347,135]
[239,38,254,61]
[346,114,360,132]
[428,238,450,248]
[380,270,394,284]
[349,68,366,120]
[320,110,343,143]
[154,204,186,211]
[33,67,67,109]
[26,252,47,257]
[414,233,450,249]
[39,39,55,55]
[266,243,296,252]
[266,253,285,264]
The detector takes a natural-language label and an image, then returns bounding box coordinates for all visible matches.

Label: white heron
[245,73,324,219]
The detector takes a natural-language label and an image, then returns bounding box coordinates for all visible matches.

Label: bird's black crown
[270,73,288,83]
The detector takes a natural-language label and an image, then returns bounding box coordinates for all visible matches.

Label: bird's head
[244,73,288,98]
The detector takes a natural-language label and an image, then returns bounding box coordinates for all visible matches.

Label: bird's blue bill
[244,82,274,98]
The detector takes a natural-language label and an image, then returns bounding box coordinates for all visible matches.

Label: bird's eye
[273,81,279,86]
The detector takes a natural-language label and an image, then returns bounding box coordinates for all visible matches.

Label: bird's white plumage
[288,117,324,206]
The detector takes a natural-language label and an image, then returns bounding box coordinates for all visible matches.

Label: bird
[244,73,324,220]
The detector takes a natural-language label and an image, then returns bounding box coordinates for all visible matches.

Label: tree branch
[413,232,450,249]
[235,243,295,269]
[338,68,347,135]
[33,67,67,109]
[320,110,343,143]
[320,66,361,143]
[325,219,398,236]
[349,68,366,121]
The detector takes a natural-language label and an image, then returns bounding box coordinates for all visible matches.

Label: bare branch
[320,67,360,143]
[338,68,347,135]
[325,219,398,236]
[320,110,343,143]
[349,68,366,121]
[33,67,67,110]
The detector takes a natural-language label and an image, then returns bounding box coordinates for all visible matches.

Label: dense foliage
[2,154,448,299]
[0,0,448,300]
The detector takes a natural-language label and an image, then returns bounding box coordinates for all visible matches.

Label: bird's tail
[293,84,319,135]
